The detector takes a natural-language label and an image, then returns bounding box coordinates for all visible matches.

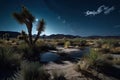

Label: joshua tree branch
[33,31,41,44]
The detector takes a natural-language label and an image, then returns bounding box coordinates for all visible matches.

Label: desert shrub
[36,40,56,51]
[52,70,66,80]
[39,45,55,52]
[0,39,4,44]
[77,49,100,71]
[18,42,38,61]
[105,54,114,60]
[113,59,120,65]
[64,41,71,48]
[87,49,99,65]
[102,39,120,49]
[80,39,87,46]
[75,59,90,71]
[0,47,21,80]
[87,50,114,71]
[18,40,56,61]
[21,46,40,61]
[17,42,36,61]
[18,42,28,50]
[93,40,102,48]
[20,61,50,80]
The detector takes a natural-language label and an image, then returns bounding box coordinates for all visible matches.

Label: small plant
[64,41,71,48]
[52,70,66,80]
[88,49,99,64]
[77,49,100,71]
[77,58,90,71]
[0,47,21,80]
[94,40,102,48]
[80,39,87,46]
[0,39,4,44]
[20,61,50,80]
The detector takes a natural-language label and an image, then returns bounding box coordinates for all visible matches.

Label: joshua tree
[13,6,45,47]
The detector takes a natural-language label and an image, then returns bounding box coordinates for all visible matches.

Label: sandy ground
[56,47,80,53]
[43,61,83,80]
[45,47,84,79]
[43,61,119,80]
[45,47,120,80]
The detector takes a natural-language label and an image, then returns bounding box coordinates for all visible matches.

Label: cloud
[104,6,115,14]
[85,5,115,16]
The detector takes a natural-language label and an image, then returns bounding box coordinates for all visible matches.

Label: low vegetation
[20,61,50,80]
[0,6,120,80]
[0,47,21,80]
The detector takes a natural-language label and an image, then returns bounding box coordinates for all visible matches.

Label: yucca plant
[20,61,50,80]
[13,6,45,47]
[0,47,21,80]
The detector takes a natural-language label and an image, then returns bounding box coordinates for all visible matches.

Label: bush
[80,39,87,46]
[77,49,100,71]
[20,61,50,80]
[52,70,66,80]
[0,39,4,44]
[18,40,56,61]
[0,47,21,79]
[88,49,99,64]
[64,41,71,48]
[21,47,40,61]
[18,42,39,61]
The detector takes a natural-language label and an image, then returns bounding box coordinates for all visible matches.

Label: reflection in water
[69,47,90,59]
[40,52,60,62]
[40,47,90,63]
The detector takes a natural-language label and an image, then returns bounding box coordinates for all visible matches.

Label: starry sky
[0,0,120,36]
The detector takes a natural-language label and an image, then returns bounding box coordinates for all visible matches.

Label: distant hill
[86,35,120,39]
[41,34,81,39]
[41,34,120,39]
[0,31,20,38]
[0,31,120,39]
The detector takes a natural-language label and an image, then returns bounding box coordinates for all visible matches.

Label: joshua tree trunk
[33,31,41,44]
[28,28,33,45]
[26,22,33,47]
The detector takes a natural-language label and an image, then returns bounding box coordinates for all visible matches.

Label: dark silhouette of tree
[13,6,45,47]
[33,19,45,44]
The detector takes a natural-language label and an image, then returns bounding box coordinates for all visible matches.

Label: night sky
[0,0,120,36]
